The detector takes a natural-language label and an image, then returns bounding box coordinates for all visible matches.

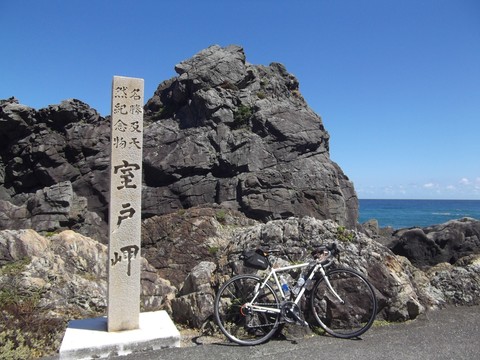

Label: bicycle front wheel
[214,274,281,345]
[310,268,377,338]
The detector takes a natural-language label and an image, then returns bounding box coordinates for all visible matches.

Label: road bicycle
[214,243,378,345]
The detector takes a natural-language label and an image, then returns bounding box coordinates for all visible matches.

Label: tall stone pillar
[107,76,144,332]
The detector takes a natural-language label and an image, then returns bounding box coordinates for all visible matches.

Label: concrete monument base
[59,311,180,359]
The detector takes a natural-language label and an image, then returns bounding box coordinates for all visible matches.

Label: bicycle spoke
[214,274,281,345]
[310,268,377,338]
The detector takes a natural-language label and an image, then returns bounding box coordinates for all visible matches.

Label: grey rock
[179,261,217,296]
[425,255,480,305]
[0,229,176,317]
[143,45,358,228]
[172,261,217,327]
[0,181,106,241]
[0,98,110,241]
[389,218,480,267]
[1,45,358,242]
[2,214,480,334]
[0,97,35,144]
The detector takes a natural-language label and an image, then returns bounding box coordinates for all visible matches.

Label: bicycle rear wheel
[214,274,281,345]
[310,268,377,338]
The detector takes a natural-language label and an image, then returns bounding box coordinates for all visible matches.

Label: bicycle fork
[317,266,345,304]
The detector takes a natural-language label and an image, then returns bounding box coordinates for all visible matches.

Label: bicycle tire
[310,267,377,338]
[214,274,281,345]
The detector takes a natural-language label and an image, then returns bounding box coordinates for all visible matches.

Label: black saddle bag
[240,249,269,270]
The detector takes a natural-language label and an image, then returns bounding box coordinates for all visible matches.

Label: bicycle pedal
[288,309,308,327]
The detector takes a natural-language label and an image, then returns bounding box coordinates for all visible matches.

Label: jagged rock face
[143,45,358,227]
[0,45,358,241]
[0,97,110,241]
[389,218,480,267]
[0,229,176,317]
[3,214,479,334]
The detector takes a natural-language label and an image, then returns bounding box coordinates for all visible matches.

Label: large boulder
[0,98,110,241]
[389,218,480,267]
[141,205,256,287]
[0,181,105,242]
[0,229,176,317]
[143,45,358,228]
[171,261,217,328]
[425,254,480,305]
[218,216,431,322]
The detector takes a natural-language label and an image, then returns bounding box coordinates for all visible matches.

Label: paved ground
[115,305,480,360]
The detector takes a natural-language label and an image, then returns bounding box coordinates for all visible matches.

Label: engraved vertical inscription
[107,76,144,332]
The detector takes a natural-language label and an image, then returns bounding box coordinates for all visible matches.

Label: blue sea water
[358,199,480,229]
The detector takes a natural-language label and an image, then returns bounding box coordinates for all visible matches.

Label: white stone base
[59,311,180,359]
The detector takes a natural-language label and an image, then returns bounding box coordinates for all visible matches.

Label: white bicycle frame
[246,260,344,315]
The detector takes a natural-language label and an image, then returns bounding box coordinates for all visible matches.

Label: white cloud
[356,178,480,199]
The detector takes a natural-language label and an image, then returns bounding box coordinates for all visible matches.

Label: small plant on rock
[0,260,65,358]
[232,105,253,129]
[336,226,355,242]
[256,91,266,99]
[215,209,227,224]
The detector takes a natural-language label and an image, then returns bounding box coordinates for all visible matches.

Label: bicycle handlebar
[260,241,340,264]
[230,241,340,266]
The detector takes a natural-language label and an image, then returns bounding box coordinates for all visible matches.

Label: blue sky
[2,0,479,200]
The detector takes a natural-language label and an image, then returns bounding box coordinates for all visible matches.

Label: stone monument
[59,76,180,359]
[108,76,144,331]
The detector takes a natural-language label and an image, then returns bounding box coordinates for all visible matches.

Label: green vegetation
[177,209,186,216]
[335,226,355,242]
[150,104,174,121]
[215,209,227,224]
[232,105,253,129]
[256,91,266,99]
[0,257,31,276]
[311,326,327,336]
[372,319,393,327]
[0,319,64,359]
[208,246,220,256]
[0,258,64,358]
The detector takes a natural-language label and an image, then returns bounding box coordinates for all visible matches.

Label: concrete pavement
[114,305,480,360]
[42,305,480,359]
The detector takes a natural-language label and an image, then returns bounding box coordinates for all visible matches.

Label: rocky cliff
[0,45,357,241]
[142,45,357,228]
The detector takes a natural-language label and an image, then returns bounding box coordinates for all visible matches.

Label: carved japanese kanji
[108,76,144,332]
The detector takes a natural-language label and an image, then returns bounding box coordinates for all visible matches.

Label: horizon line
[358,198,480,201]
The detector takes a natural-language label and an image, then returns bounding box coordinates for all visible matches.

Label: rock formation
[1,45,358,242]
[388,218,480,267]
[0,97,110,242]
[2,212,480,355]
[142,45,357,227]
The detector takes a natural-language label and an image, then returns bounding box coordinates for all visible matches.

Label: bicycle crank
[281,301,308,326]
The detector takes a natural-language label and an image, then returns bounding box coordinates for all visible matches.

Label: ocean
[358,199,480,229]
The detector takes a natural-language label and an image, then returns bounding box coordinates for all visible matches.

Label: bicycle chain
[244,302,289,328]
